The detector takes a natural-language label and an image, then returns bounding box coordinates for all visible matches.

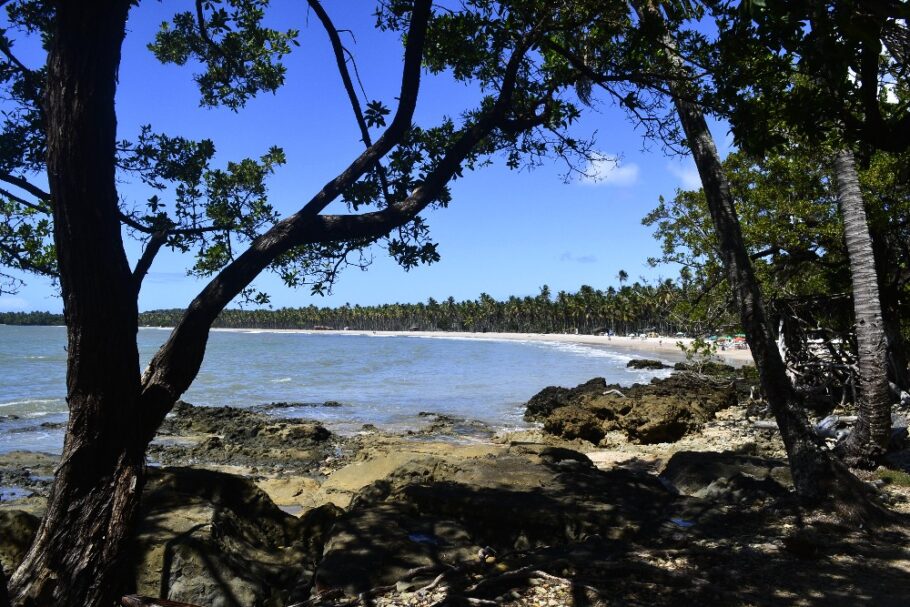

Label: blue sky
[0,1,730,313]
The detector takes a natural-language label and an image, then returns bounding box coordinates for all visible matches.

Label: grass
[876,467,910,487]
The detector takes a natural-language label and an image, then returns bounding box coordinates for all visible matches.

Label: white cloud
[0,296,28,312]
[580,153,640,187]
[667,161,702,190]
[558,252,598,264]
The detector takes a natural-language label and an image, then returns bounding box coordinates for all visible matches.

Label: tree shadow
[306,449,910,606]
[125,466,316,606]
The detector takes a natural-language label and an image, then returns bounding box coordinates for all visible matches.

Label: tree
[0,1,584,604]
[537,0,882,511]
[834,150,893,464]
[710,0,910,464]
[639,1,881,510]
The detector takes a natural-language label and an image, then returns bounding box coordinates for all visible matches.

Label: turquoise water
[0,325,674,453]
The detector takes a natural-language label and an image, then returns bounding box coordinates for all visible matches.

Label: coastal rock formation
[130,466,333,607]
[627,358,671,370]
[0,510,38,575]
[661,451,792,501]
[526,372,739,444]
[315,444,677,595]
[149,401,337,473]
[524,377,609,421]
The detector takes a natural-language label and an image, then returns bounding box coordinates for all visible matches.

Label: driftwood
[121,596,203,607]
[753,420,779,430]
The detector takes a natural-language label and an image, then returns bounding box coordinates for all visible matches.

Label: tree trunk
[871,226,910,393]
[1,568,10,607]
[7,2,144,606]
[834,150,892,466]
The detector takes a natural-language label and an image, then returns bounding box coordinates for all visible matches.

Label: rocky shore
[2,363,910,606]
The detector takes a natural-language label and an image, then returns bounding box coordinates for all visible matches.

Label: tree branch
[0,34,40,89]
[136,0,435,436]
[297,0,431,218]
[119,211,229,237]
[0,186,49,214]
[132,231,166,292]
[0,241,55,277]
[306,0,393,204]
[0,173,50,201]
[136,16,537,437]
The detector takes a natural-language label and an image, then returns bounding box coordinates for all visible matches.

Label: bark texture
[7,2,144,606]
[835,149,893,465]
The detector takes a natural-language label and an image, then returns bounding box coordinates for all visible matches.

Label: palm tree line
[0,280,723,336]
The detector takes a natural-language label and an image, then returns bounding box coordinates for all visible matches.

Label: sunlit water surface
[0,325,675,453]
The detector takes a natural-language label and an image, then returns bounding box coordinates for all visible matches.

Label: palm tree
[834,150,893,465]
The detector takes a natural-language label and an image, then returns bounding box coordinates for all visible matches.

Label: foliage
[0,0,606,301]
[676,336,722,372]
[148,0,299,111]
[708,0,910,154]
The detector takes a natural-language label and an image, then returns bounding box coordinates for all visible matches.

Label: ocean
[0,325,674,454]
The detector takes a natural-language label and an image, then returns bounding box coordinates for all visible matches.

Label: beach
[213,328,756,366]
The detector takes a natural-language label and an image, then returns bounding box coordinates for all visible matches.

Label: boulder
[542,405,607,444]
[315,447,677,596]
[524,378,613,422]
[0,509,39,574]
[627,359,670,370]
[660,451,792,499]
[526,372,740,445]
[130,467,334,607]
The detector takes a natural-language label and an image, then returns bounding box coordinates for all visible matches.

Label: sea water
[0,325,675,454]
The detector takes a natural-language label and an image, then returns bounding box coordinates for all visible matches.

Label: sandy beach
[210,327,755,366]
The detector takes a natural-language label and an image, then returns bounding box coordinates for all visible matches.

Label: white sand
[209,327,754,366]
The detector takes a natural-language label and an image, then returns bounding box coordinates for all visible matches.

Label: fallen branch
[121,596,203,607]
[753,420,779,430]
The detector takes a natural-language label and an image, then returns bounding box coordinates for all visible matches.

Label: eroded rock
[315,446,677,596]
[149,401,337,473]
[527,372,740,445]
[0,510,38,574]
[661,450,792,499]
[627,359,670,370]
[131,466,331,607]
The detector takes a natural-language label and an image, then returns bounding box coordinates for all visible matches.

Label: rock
[672,361,736,375]
[816,415,852,440]
[542,406,606,444]
[316,448,677,597]
[0,510,39,573]
[627,359,669,370]
[527,373,739,445]
[261,400,343,410]
[524,378,613,422]
[317,502,479,595]
[150,402,337,473]
[130,467,325,607]
[660,451,792,499]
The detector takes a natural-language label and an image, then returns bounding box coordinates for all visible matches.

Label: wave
[271,377,292,383]
[535,341,634,361]
[0,398,61,409]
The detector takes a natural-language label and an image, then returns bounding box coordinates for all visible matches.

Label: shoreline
[197,327,755,365]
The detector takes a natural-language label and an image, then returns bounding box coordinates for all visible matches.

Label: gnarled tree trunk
[7,2,145,606]
[834,149,892,466]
